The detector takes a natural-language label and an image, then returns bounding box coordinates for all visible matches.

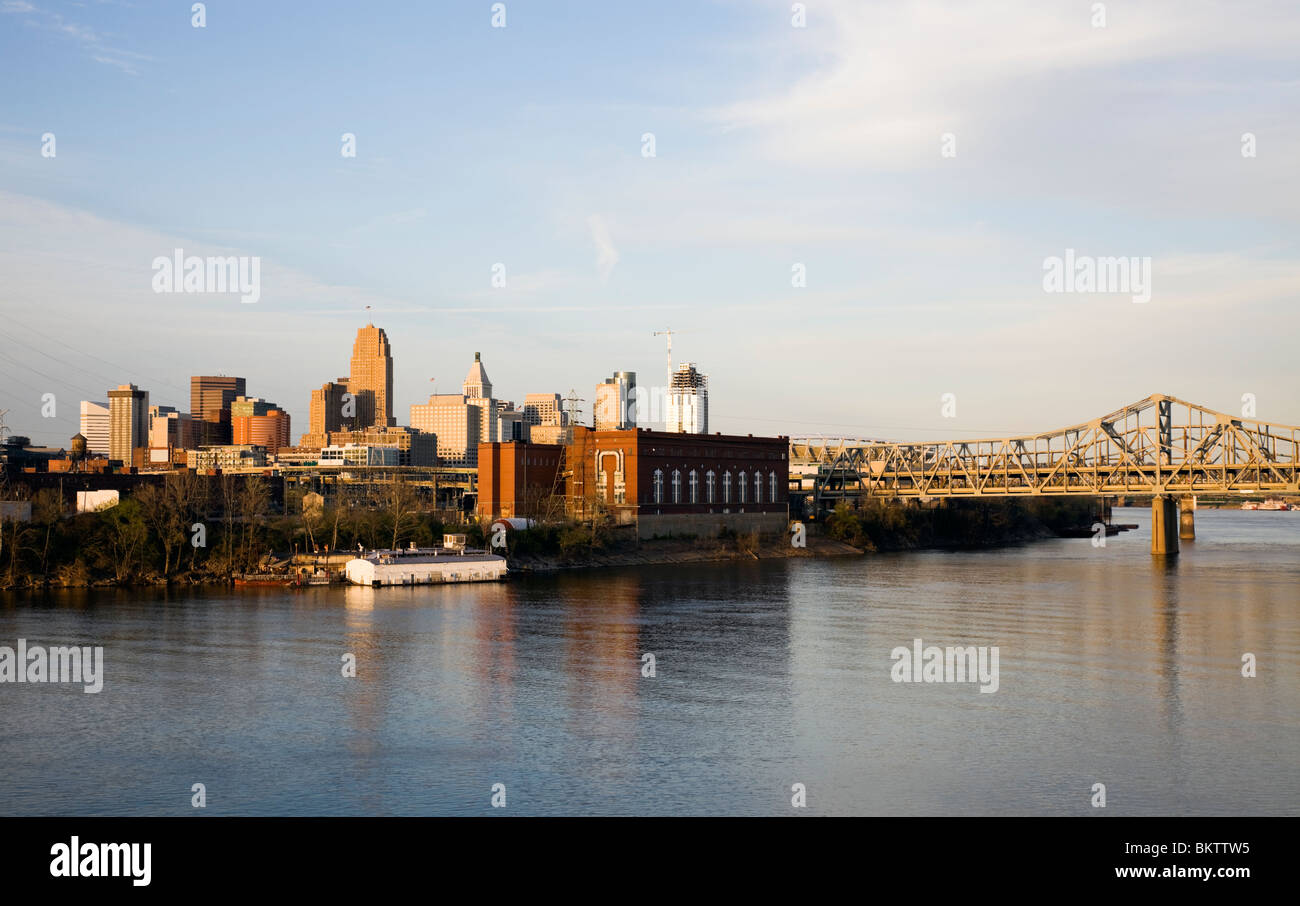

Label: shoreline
[505,535,866,574]
[0,520,1129,590]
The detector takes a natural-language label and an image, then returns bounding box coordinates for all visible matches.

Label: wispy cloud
[5,2,152,74]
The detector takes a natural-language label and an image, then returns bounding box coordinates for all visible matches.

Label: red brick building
[568,427,789,539]
[477,441,566,520]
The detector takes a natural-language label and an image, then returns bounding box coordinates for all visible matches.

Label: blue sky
[1,0,1297,447]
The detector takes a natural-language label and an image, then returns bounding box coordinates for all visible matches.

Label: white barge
[344,535,508,587]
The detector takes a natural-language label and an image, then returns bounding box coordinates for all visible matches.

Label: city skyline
[1,1,1297,448]
[0,0,1297,837]
[6,321,1300,450]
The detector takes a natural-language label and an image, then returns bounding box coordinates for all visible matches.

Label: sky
[1,0,1297,448]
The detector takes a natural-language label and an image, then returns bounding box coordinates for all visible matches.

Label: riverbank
[820,496,1099,553]
[506,534,864,574]
[0,496,1108,588]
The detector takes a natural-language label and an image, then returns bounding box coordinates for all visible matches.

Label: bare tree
[103,499,148,584]
[218,473,240,575]
[239,475,270,571]
[171,471,209,574]
[297,488,324,553]
[138,474,209,580]
[135,482,170,576]
[32,487,63,584]
[384,478,420,550]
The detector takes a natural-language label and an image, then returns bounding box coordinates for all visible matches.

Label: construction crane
[652,328,676,389]
[0,408,8,444]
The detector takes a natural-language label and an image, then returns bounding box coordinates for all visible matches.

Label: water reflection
[0,508,1297,816]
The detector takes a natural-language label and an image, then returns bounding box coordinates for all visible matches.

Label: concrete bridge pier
[1151,496,1180,555]
[1179,496,1196,541]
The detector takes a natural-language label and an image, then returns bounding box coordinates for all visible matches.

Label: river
[2,507,1297,816]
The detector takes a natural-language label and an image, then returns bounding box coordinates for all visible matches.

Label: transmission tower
[564,389,585,427]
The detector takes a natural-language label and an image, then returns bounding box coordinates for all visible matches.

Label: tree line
[0,472,460,588]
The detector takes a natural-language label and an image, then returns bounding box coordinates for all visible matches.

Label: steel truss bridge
[789,395,1300,553]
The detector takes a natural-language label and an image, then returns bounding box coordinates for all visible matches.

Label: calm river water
[1,507,1297,816]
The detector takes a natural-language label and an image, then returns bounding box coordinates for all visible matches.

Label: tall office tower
[665,362,708,434]
[108,383,150,465]
[309,380,349,436]
[594,371,636,430]
[190,375,246,445]
[409,395,483,467]
[522,393,566,428]
[231,396,292,456]
[462,351,493,399]
[79,400,110,456]
[305,380,373,447]
[349,324,395,428]
[461,352,498,443]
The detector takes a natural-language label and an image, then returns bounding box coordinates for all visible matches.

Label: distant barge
[1241,498,1292,511]
[344,535,508,587]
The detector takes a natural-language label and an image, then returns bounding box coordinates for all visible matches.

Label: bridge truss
[790,395,1300,511]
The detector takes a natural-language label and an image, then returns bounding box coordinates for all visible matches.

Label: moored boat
[234,570,333,588]
[345,535,508,587]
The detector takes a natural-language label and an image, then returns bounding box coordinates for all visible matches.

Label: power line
[2,312,190,397]
[0,327,127,390]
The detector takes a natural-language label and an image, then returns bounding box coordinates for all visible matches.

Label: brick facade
[568,427,788,537]
[477,442,566,519]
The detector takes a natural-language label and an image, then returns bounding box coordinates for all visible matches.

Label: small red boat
[233,572,329,588]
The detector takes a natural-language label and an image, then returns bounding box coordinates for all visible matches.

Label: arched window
[754,471,763,504]
[706,470,716,503]
[739,471,747,503]
[723,471,732,503]
[653,469,663,504]
[689,470,699,503]
[671,469,682,503]
[770,471,778,503]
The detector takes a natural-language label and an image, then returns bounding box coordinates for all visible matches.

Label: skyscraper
[462,351,493,400]
[594,371,636,430]
[462,352,499,443]
[307,380,352,440]
[522,393,566,428]
[108,383,150,465]
[666,363,708,434]
[410,394,482,467]
[190,375,246,445]
[349,324,395,428]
